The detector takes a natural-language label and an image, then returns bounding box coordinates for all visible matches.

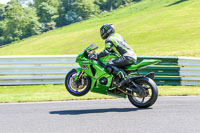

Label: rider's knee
[105,64,113,73]
[110,66,120,75]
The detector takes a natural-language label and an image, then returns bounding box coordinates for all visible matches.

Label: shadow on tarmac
[166,0,188,7]
[49,108,151,115]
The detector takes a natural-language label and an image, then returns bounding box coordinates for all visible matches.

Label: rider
[89,24,137,81]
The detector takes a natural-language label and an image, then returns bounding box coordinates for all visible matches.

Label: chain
[116,88,133,96]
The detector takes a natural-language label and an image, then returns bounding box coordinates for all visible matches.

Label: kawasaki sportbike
[65,43,160,108]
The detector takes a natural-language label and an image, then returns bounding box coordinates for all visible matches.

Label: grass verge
[0,85,200,103]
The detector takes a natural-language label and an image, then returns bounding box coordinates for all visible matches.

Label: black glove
[88,53,97,60]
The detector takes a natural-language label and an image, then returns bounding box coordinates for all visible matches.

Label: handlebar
[84,49,97,59]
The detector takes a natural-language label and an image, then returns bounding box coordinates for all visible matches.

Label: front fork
[73,68,96,91]
[73,68,84,82]
[72,68,86,89]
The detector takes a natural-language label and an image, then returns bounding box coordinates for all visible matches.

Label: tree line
[0,0,140,46]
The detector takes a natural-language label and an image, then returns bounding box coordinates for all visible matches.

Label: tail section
[125,59,161,71]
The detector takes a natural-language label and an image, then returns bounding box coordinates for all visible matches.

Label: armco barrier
[0,55,76,85]
[0,55,200,86]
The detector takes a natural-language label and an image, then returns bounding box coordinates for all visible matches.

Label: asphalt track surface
[0,96,200,133]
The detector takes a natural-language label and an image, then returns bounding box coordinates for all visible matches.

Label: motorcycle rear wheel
[128,77,158,108]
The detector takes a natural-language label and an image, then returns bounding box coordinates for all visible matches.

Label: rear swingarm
[125,72,155,96]
[110,72,155,96]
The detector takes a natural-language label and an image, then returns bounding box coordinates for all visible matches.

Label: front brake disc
[70,75,85,90]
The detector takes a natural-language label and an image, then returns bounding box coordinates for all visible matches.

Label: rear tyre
[128,77,158,108]
[65,69,91,96]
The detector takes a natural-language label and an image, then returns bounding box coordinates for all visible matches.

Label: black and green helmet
[100,24,115,40]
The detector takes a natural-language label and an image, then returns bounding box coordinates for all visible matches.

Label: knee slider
[106,67,112,73]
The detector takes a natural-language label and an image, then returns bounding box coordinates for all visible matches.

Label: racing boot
[111,65,127,81]
[105,65,129,91]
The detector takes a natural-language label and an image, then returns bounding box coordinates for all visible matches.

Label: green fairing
[75,51,116,96]
[125,60,161,71]
[74,44,160,98]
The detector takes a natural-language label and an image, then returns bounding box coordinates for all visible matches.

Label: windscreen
[84,43,98,52]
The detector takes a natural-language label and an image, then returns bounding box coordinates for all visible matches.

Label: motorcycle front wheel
[65,69,91,96]
[128,77,158,108]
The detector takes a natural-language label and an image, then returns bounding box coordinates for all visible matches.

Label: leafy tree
[94,0,133,11]
[3,0,25,43]
[56,0,76,26]
[34,0,60,9]
[64,10,82,24]
[22,7,40,37]
[60,0,76,11]
[0,4,5,45]
[73,0,99,19]
[37,2,58,23]
[55,3,66,27]
[0,4,6,21]
[0,21,6,45]
[36,2,58,31]
[56,0,97,26]
[34,0,60,31]
[1,0,40,44]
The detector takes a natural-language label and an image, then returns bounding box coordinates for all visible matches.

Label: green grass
[0,85,200,103]
[159,86,200,96]
[0,0,200,57]
[0,85,114,103]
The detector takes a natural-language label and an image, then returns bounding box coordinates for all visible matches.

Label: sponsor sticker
[82,65,88,69]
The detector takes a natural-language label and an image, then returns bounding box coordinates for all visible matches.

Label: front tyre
[65,69,91,96]
[128,77,158,108]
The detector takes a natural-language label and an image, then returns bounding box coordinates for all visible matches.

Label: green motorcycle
[65,43,160,108]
